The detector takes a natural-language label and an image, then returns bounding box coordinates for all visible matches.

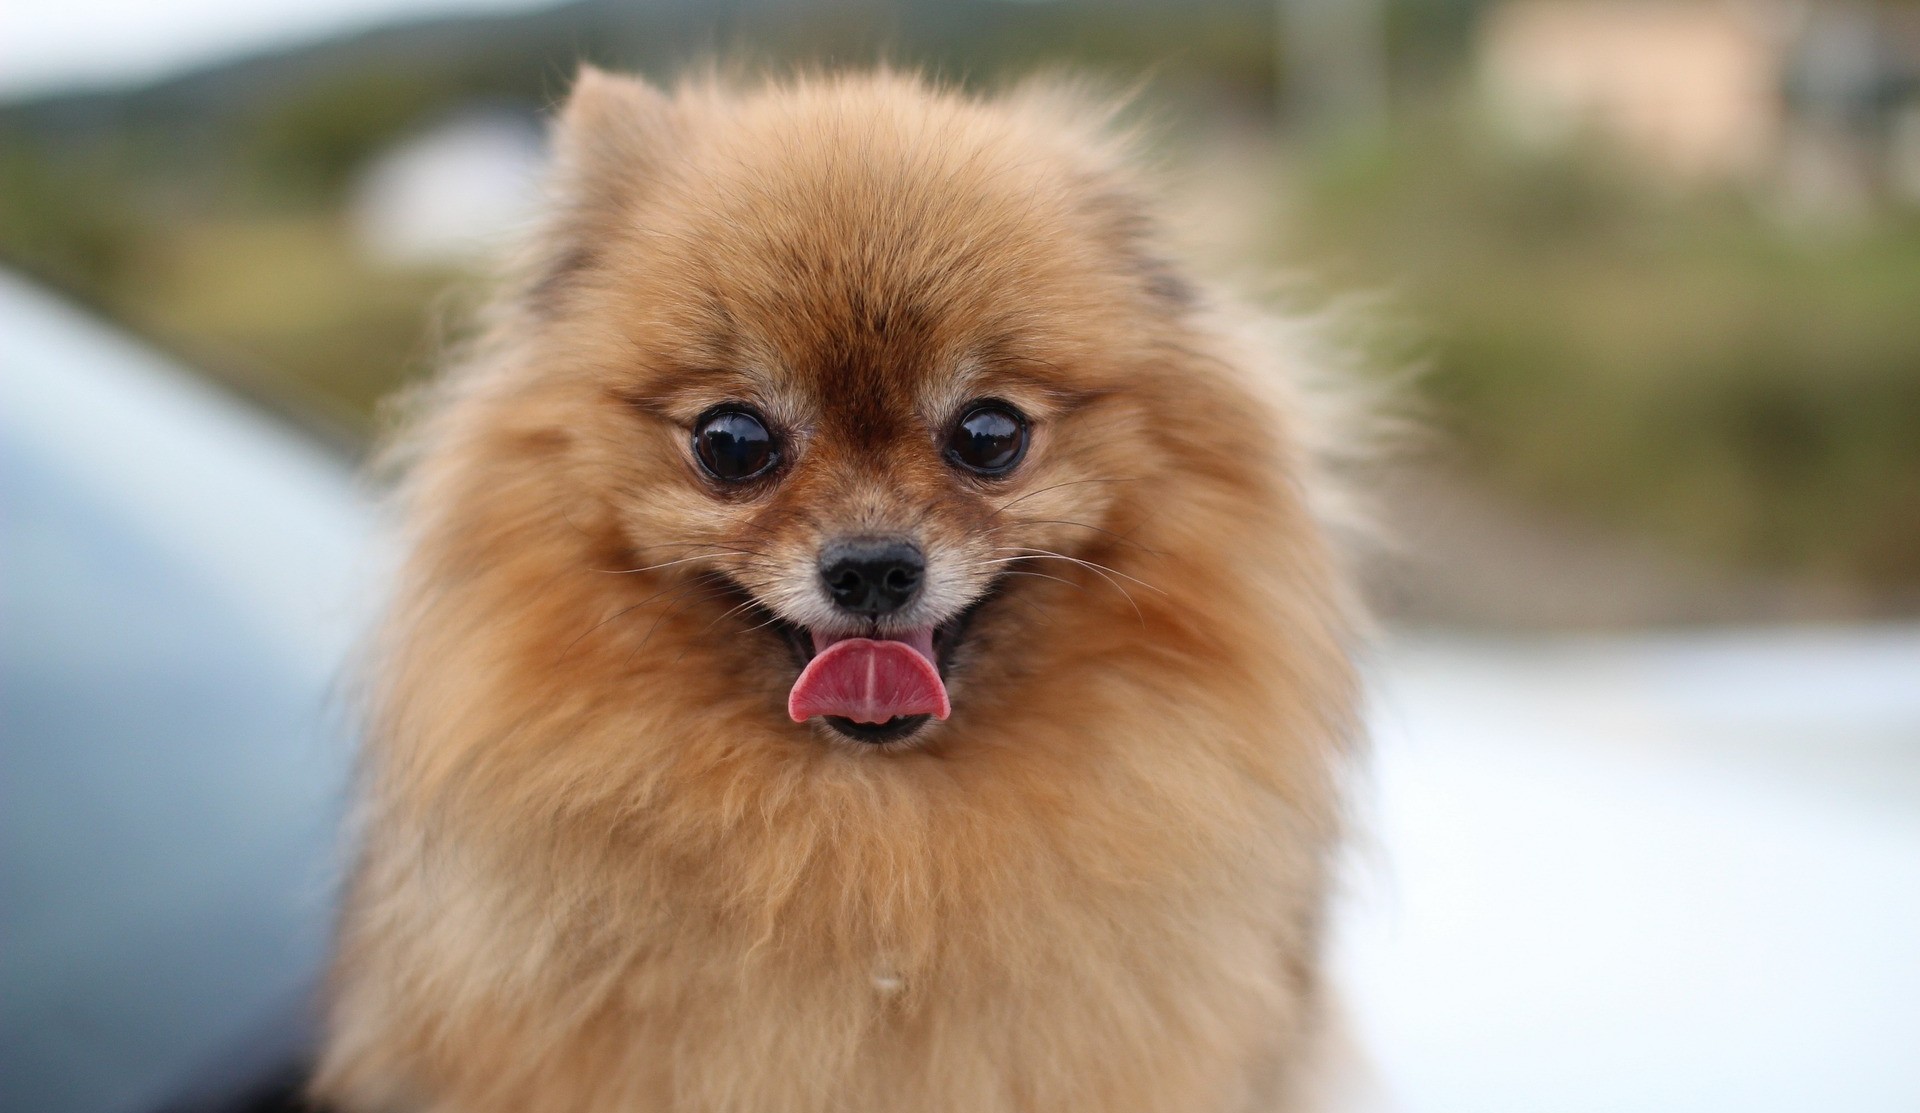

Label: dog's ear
[529,67,678,311]
[553,66,675,192]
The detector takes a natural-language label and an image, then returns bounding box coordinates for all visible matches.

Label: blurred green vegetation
[1285,104,1920,585]
[0,0,1916,598]
[0,103,461,426]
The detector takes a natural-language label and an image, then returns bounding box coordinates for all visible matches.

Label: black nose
[820,538,924,616]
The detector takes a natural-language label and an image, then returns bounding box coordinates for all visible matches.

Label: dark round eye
[693,406,777,482]
[946,402,1028,476]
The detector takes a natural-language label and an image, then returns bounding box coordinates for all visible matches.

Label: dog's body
[315,70,1364,1113]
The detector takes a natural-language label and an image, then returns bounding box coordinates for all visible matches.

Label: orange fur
[315,68,1365,1113]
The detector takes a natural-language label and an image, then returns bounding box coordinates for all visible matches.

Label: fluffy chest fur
[324,719,1337,1112]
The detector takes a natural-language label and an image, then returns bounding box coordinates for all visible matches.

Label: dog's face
[523,73,1239,749]
[620,345,1101,746]
[503,69,1274,756]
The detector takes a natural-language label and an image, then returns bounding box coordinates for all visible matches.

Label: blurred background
[2,1,1916,1112]
[8,0,1920,622]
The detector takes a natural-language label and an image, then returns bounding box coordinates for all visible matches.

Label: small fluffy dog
[316,68,1365,1113]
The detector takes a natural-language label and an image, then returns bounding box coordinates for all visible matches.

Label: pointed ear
[552,66,675,189]
[531,67,677,311]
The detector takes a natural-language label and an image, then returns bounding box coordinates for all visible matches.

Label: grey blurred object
[0,270,377,1113]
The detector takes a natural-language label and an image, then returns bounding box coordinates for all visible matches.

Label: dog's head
[430,71,1328,754]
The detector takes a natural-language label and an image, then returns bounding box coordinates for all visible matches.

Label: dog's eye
[946,402,1028,476]
[693,406,778,481]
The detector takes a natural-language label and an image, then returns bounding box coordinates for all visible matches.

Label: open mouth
[760,590,993,745]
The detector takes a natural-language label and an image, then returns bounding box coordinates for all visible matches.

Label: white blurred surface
[350,110,547,267]
[1340,632,1920,1112]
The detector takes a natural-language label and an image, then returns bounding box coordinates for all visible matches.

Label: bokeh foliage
[1289,107,1920,585]
[1,0,1916,594]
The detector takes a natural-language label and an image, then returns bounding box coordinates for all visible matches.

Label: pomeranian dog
[315,67,1365,1113]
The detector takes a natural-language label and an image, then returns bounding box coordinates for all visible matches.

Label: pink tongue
[788,628,950,725]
